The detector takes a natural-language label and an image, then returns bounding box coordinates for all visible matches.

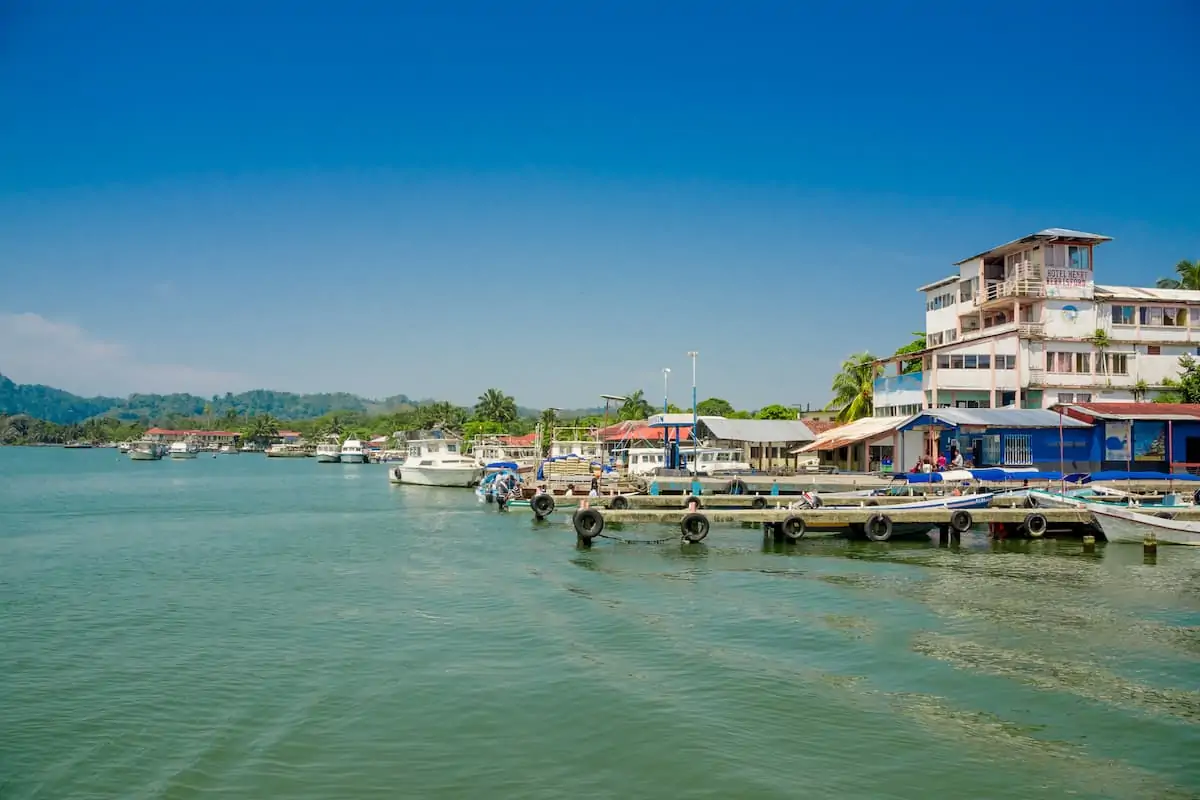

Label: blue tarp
[1078,470,1200,483]
[485,461,519,470]
[904,468,1064,483]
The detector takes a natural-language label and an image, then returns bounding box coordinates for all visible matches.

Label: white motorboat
[128,440,164,461]
[388,430,481,487]
[623,445,752,477]
[218,444,238,454]
[339,438,365,464]
[1028,489,1200,545]
[315,434,342,463]
[168,439,199,459]
[266,443,308,458]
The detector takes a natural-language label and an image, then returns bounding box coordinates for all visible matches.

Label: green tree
[827,352,877,423]
[1132,378,1149,403]
[1155,258,1200,290]
[892,332,927,374]
[1156,354,1200,403]
[755,404,796,420]
[1090,328,1111,375]
[618,390,655,421]
[696,397,735,416]
[474,388,518,424]
[243,414,281,446]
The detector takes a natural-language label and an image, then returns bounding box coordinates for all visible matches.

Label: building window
[1111,305,1135,325]
[1057,392,1074,403]
[1048,352,1074,373]
[964,354,977,369]
[1068,246,1090,271]
[982,435,1001,465]
[978,354,991,369]
[1075,393,1092,402]
[951,355,964,369]
[1191,308,1200,326]
[1148,345,1161,355]
[1075,353,1090,373]
[1140,307,1164,326]
[937,355,950,369]
[1162,308,1187,326]
[1102,353,1129,375]
[996,355,1016,370]
[1003,434,1033,466]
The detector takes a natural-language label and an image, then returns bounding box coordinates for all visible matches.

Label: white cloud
[0,312,245,397]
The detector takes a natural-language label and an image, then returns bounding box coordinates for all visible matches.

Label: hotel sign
[1046,268,1091,287]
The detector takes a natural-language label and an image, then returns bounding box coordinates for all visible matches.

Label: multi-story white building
[875,228,1200,415]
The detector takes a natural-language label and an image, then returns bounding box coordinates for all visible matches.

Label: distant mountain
[0,373,413,425]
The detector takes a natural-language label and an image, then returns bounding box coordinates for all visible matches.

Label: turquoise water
[2,448,1198,799]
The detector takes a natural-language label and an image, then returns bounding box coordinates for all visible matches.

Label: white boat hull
[1029,490,1200,545]
[169,452,198,459]
[316,453,341,463]
[340,453,365,464]
[389,464,481,487]
[128,450,161,461]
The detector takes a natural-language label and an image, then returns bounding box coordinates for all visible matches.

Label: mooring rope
[595,532,681,545]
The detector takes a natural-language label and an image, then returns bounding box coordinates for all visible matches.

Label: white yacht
[128,440,164,461]
[315,434,342,463]
[340,438,365,463]
[218,444,238,454]
[168,439,199,459]
[388,431,481,487]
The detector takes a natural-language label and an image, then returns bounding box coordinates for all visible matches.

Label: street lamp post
[662,368,671,414]
[687,351,698,470]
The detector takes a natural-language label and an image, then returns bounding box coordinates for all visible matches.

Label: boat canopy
[1071,470,1200,483]
[904,468,1064,483]
[485,461,520,470]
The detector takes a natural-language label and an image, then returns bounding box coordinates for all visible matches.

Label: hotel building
[874,228,1200,416]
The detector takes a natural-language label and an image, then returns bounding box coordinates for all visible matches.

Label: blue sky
[1,1,1197,410]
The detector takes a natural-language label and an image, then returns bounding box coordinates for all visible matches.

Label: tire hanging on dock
[751,496,767,510]
[730,478,747,495]
[572,508,604,541]
[683,495,702,510]
[611,495,630,510]
[680,512,710,542]
[864,513,893,542]
[1023,512,1048,538]
[781,515,806,541]
[949,509,973,533]
[531,492,556,519]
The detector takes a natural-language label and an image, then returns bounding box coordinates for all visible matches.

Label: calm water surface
[2,448,1199,799]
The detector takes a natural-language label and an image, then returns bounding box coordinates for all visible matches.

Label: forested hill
[0,374,412,424]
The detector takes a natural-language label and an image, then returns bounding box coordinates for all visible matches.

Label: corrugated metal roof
[954,228,1111,265]
[698,416,815,443]
[796,415,909,453]
[908,408,1091,429]
[1057,402,1200,422]
[1095,284,1200,302]
[917,274,960,292]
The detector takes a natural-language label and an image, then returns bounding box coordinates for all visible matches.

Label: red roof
[499,432,537,446]
[145,428,240,436]
[803,420,841,435]
[602,425,693,442]
[277,430,302,437]
[1058,402,1200,422]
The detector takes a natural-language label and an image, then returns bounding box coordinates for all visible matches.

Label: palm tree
[243,414,280,446]
[321,414,346,437]
[618,390,655,421]
[826,352,877,423]
[1155,258,1200,290]
[475,388,518,423]
[1090,328,1111,375]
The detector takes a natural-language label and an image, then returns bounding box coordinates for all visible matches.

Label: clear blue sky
[1,1,1197,410]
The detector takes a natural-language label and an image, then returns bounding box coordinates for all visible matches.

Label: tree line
[2,385,802,446]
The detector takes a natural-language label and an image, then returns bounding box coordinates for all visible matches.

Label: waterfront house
[1055,402,1200,473]
[874,228,1200,415]
[798,408,1093,473]
[144,428,241,447]
[693,417,815,471]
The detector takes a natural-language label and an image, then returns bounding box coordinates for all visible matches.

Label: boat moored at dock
[339,438,365,464]
[168,439,199,459]
[388,430,481,487]
[128,440,165,461]
[315,435,342,463]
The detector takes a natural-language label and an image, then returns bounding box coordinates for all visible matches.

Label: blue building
[896,408,1096,472]
[1057,402,1200,473]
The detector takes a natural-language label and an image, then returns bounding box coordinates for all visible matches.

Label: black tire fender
[680,512,710,542]
[865,513,893,542]
[531,492,556,519]
[949,509,973,533]
[573,508,604,541]
[1024,512,1048,538]
[611,495,630,510]
[781,514,806,541]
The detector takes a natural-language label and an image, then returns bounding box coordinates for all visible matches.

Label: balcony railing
[976,270,1045,306]
[1028,368,1045,386]
[1018,322,1045,338]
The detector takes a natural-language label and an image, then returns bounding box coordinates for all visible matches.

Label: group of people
[910,446,966,474]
